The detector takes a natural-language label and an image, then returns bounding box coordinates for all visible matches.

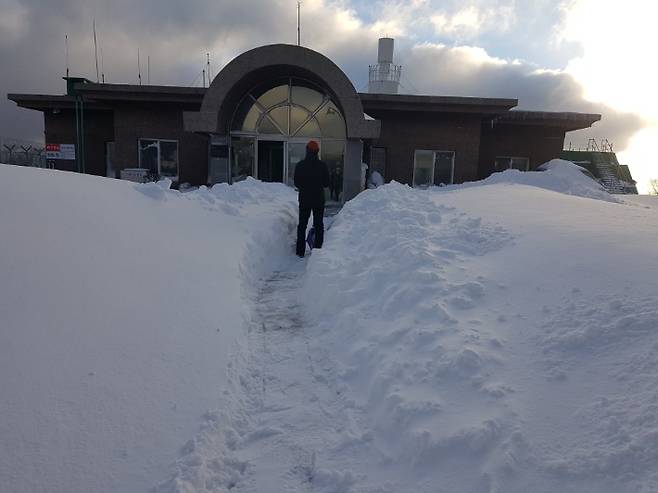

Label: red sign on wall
[46,144,76,160]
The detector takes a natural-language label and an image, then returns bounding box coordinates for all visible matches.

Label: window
[413,150,455,188]
[139,139,179,179]
[495,156,529,172]
[370,147,386,178]
[231,78,346,140]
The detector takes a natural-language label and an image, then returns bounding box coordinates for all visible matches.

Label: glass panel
[208,144,229,184]
[232,96,261,132]
[433,151,454,185]
[231,137,255,183]
[494,157,510,171]
[370,147,386,177]
[316,101,346,139]
[257,140,284,182]
[106,142,115,178]
[413,150,434,188]
[291,85,324,113]
[159,141,179,178]
[294,116,321,138]
[267,106,289,134]
[255,84,288,110]
[322,140,345,202]
[290,106,312,136]
[139,139,158,174]
[286,142,307,187]
[511,157,529,171]
[258,109,286,135]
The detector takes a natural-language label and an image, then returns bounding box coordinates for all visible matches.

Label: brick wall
[479,123,566,178]
[44,109,114,175]
[113,102,208,185]
[367,111,482,184]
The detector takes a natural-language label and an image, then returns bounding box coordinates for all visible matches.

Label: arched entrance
[184,44,380,201]
[229,77,346,200]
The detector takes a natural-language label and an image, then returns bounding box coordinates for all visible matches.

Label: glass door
[285,141,310,187]
[230,136,256,183]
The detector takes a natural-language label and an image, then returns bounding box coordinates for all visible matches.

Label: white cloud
[559,0,658,191]
[431,4,516,39]
[0,0,29,42]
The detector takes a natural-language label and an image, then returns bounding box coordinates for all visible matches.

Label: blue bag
[306,227,316,250]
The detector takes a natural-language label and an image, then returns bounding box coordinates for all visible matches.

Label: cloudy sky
[1,0,656,191]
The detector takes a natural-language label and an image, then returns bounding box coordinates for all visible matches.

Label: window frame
[495,156,530,172]
[412,149,455,188]
[138,138,179,180]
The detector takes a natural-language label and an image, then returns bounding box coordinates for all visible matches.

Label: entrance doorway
[257,140,284,182]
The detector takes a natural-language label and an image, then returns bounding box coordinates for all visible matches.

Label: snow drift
[451,158,618,203]
[0,165,297,493]
[302,177,658,492]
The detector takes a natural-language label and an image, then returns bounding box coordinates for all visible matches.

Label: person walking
[294,140,329,257]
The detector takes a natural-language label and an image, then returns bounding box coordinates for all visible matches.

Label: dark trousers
[296,202,324,256]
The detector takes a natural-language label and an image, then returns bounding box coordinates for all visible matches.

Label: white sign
[46,143,76,160]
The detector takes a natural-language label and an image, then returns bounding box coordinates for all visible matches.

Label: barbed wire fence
[0,136,48,168]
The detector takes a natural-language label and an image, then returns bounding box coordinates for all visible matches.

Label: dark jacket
[294,151,330,206]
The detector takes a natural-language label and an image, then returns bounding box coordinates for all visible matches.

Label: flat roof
[359,92,518,114]
[75,83,206,103]
[9,83,600,131]
[498,110,601,131]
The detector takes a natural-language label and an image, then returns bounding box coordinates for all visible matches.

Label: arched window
[231,78,346,140]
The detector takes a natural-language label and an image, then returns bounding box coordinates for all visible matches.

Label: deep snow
[0,165,297,493]
[302,165,658,492]
[2,161,658,493]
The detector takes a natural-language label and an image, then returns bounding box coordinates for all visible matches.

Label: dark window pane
[322,141,344,202]
[511,157,529,171]
[231,137,255,182]
[139,139,158,174]
[159,141,178,178]
[413,150,433,187]
[495,157,510,171]
[433,151,454,185]
[370,147,386,177]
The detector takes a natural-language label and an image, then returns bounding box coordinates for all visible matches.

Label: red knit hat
[306,140,320,153]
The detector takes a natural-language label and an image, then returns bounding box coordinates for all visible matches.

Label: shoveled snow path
[232,253,361,493]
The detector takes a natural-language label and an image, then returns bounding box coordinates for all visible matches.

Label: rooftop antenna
[202,69,206,88]
[93,19,99,82]
[147,55,150,84]
[137,48,142,85]
[65,34,69,77]
[100,45,105,83]
[297,2,301,46]
[206,52,211,82]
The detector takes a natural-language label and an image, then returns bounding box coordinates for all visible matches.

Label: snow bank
[302,181,658,492]
[0,165,297,493]
[451,159,618,203]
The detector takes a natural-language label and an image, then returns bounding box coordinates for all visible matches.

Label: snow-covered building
[8,43,601,200]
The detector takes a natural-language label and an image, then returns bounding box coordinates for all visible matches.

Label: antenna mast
[147,55,150,84]
[137,49,142,85]
[297,2,301,46]
[93,19,99,82]
[65,34,69,77]
[100,46,105,83]
[206,52,211,82]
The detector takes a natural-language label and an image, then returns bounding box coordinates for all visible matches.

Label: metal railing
[368,63,402,83]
